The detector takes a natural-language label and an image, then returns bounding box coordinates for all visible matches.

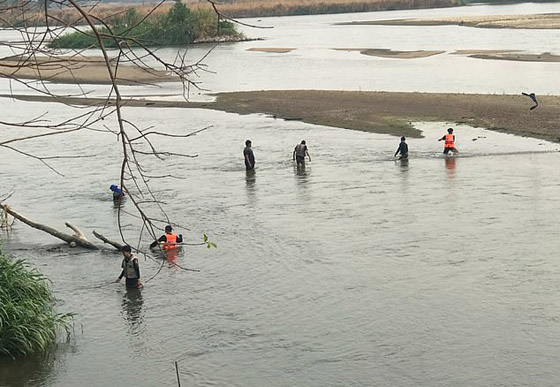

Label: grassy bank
[0,247,71,358]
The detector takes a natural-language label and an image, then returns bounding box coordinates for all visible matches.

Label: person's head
[165,225,173,234]
[245,140,252,147]
[110,184,118,192]
[447,128,453,134]
[121,244,132,258]
[401,136,406,142]
[301,140,306,145]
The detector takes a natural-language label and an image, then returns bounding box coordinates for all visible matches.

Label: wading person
[394,136,408,159]
[293,140,311,167]
[244,140,255,171]
[438,128,458,155]
[110,184,125,200]
[116,245,142,289]
[150,225,183,250]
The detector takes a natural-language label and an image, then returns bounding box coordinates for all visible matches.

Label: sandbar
[334,48,444,59]
[3,90,560,143]
[247,48,296,53]
[0,56,175,85]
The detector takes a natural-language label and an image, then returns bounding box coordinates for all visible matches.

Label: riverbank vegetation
[48,1,242,49]
[2,0,463,29]
[0,248,71,358]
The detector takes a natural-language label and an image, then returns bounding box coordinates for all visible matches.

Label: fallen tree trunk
[1,204,99,249]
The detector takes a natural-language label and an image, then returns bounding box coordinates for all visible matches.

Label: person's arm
[438,135,445,141]
[150,235,166,248]
[116,269,124,282]
[177,234,183,244]
[293,148,296,161]
[394,144,401,157]
[133,259,140,279]
[305,148,311,161]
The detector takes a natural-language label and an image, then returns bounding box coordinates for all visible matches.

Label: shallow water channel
[2,101,560,386]
[3,2,560,386]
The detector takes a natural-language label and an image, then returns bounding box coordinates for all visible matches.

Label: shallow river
[2,2,560,387]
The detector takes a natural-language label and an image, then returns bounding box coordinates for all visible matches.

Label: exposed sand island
[247,48,296,53]
[0,56,175,85]
[453,50,560,63]
[339,13,560,29]
[4,90,560,143]
[334,48,444,59]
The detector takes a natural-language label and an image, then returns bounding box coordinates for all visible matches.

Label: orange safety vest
[163,233,178,250]
[444,134,455,148]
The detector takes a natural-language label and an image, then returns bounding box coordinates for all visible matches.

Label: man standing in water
[439,128,458,155]
[116,245,142,289]
[293,140,311,167]
[394,136,408,159]
[244,140,255,170]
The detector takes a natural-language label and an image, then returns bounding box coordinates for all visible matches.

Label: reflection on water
[445,156,457,178]
[121,289,144,334]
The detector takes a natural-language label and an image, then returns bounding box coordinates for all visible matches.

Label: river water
[2,3,560,387]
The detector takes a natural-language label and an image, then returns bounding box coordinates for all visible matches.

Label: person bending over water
[439,128,458,155]
[150,225,183,250]
[394,136,408,159]
[293,140,311,167]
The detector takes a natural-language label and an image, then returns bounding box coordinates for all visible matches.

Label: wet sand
[0,56,175,85]
[455,50,560,63]
[3,90,560,142]
[340,13,560,29]
[247,48,296,53]
[334,48,444,59]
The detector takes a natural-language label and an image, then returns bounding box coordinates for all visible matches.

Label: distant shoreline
[3,90,560,143]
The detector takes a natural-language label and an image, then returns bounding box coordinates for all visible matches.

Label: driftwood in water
[1,204,105,250]
[92,230,123,250]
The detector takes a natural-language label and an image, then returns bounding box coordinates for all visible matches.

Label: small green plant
[0,249,71,358]
[203,233,217,249]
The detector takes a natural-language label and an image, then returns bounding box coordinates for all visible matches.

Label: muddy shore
[3,90,560,142]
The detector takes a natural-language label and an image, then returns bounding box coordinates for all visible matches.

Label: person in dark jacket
[394,136,408,159]
[243,140,255,170]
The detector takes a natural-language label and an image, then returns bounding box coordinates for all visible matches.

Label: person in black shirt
[394,136,408,159]
[243,140,255,170]
[149,225,183,249]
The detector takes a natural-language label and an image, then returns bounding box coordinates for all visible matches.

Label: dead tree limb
[92,230,123,250]
[1,203,98,249]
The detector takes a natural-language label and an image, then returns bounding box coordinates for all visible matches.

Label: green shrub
[0,249,71,358]
[48,1,243,49]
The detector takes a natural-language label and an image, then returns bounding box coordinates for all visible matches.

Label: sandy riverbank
[340,13,560,29]
[0,56,175,85]
[3,90,560,142]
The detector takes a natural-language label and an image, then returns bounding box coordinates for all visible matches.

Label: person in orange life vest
[149,225,183,250]
[438,128,458,155]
